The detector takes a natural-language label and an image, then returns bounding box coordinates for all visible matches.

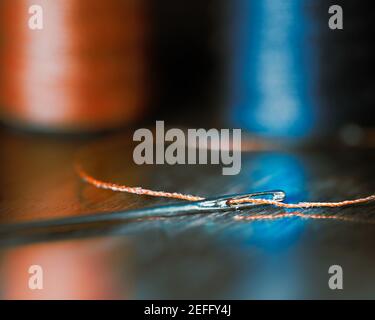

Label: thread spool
[226,0,375,140]
[0,0,148,132]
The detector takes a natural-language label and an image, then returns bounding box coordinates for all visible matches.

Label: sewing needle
[0,190,285,238]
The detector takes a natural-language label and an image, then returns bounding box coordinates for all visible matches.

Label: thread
[74,134,375,222]
[75,163,375,211]
[75,163,204,202]
[234,212,375,224]
[228,194,375,209]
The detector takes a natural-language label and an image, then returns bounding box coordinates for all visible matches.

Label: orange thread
[75,163,375,209]
[228,195,375,209]
[234,212,372,223]
[75,163,204,202]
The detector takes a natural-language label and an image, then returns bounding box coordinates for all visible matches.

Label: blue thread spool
[227,0,375,141]
[227,0,317,139]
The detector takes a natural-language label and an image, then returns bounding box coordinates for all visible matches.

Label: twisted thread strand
[76,164,375,211]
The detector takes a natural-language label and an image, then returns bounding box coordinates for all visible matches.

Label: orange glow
[1,238,132,299]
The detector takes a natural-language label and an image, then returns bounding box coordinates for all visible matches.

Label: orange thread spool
[0,0,148,132]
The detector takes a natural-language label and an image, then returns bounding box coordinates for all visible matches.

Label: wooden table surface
[0,126,374,299]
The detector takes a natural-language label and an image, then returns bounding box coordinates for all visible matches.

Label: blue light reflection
[244,153,307,250]
[222,153,309,298]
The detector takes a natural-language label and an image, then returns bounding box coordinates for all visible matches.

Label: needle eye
[197,190,286,211]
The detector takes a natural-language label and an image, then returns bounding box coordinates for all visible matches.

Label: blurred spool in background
[0,0,148,132]
[228,0,316,139]
[227,0,375,141]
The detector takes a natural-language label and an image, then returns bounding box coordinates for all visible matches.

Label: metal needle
[0,190,285,238]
